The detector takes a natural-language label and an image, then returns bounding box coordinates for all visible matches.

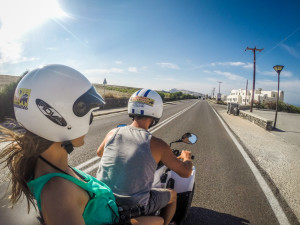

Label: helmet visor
[73,86,105,117]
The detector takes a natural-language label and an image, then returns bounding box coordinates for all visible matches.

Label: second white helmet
[128,89,163,125]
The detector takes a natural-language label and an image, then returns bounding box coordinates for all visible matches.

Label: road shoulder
[211,103,300,224]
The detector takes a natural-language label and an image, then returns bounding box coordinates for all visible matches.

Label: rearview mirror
[181,133,197,144]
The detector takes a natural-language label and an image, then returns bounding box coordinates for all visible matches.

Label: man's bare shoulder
[105,128,118,140]
[150,136,170,162]
[150,136,169,149]
[108,128,118,135]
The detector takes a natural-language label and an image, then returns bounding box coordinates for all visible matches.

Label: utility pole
[218,81,222,93]
[217,81,223,101]
[212,88,215,99]
[245,79,248,105]
[245,46,264,112]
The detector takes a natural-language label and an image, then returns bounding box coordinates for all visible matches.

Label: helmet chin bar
[61,141,74,154]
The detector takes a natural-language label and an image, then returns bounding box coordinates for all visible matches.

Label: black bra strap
[39,156,69,176]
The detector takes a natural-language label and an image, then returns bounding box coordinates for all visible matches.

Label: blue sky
[0,0,300,105]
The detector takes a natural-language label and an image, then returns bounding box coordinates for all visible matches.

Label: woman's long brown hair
[0,123,53,212]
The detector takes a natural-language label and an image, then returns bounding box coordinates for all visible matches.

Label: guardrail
[239,110,273,131]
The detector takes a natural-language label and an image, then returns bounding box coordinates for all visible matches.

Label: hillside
[94,84,140,99]
[0,74,136,98]
[0,75,20,91]
[0,75,198,100]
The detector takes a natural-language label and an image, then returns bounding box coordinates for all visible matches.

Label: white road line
[150,102,197,133]
[93,111,127,120]
[82,162,100,174]
[76,156,99,169]
[92,102,183,120]
[211,106,290,225]
[75,101,198,171]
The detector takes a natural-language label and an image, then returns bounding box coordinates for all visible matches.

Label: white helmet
[128,89,163,126]
[14,64,105,143]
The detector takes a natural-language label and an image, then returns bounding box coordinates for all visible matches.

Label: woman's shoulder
[41,175,88,210]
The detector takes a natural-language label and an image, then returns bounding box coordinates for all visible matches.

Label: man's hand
[151,137,193,178]
[178,150,192,161]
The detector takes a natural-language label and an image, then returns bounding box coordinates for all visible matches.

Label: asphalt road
[0,100,281,225]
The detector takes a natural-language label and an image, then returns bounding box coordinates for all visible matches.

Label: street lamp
[273,65,284,129]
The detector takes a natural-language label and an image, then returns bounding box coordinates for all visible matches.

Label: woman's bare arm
[41,177,88,225]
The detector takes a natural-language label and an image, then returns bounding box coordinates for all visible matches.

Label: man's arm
[150,136,193,178]
[97,128,117,157]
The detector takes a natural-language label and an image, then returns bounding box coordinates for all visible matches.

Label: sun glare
[0,0,68,39]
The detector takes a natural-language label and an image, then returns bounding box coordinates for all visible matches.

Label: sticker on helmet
[129,96,155,107]
[14,88,31,110]
[36,99,67,127]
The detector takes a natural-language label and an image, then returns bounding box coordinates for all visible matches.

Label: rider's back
[97,126,157,207]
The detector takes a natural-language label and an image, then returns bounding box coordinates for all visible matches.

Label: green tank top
[27,167,119,225]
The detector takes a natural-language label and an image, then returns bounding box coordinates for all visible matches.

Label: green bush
[105,86,139,94]
[0,82,19,120]
[261,101,300,114]
[157,91,165,101]
[164,91,197,101]
[217,100,227,105]
[0,71,28,121]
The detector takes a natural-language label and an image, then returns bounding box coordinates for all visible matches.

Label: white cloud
[0,0,68,65]
[156,62,179,69]
[128,67,138,73]
[260,70,293,77]
[114,60,123,64]
[0,41,39,64]
[214,62,243,66]
[154,76,176,82]
[188,61,253,71]
[0,42,23,64]
[281,44,300,59]
[84,68,124,75]
[213,70,244,80]
[242,63,253,69]
[141,66,148,71]
[209,61,253,69]
[46,47,58,51]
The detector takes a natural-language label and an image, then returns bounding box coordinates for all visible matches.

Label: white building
[221,94,227,101]
[226,88,284,105]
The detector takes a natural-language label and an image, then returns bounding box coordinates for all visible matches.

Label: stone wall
[239,110,273,130]
[101,97,129,109]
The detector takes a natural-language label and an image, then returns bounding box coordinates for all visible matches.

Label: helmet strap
[61,141,74,154]
[149,118,159,128]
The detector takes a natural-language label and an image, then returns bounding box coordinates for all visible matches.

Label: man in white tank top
[97,89,193,225]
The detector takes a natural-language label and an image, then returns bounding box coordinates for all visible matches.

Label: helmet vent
[36,99,67,127]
